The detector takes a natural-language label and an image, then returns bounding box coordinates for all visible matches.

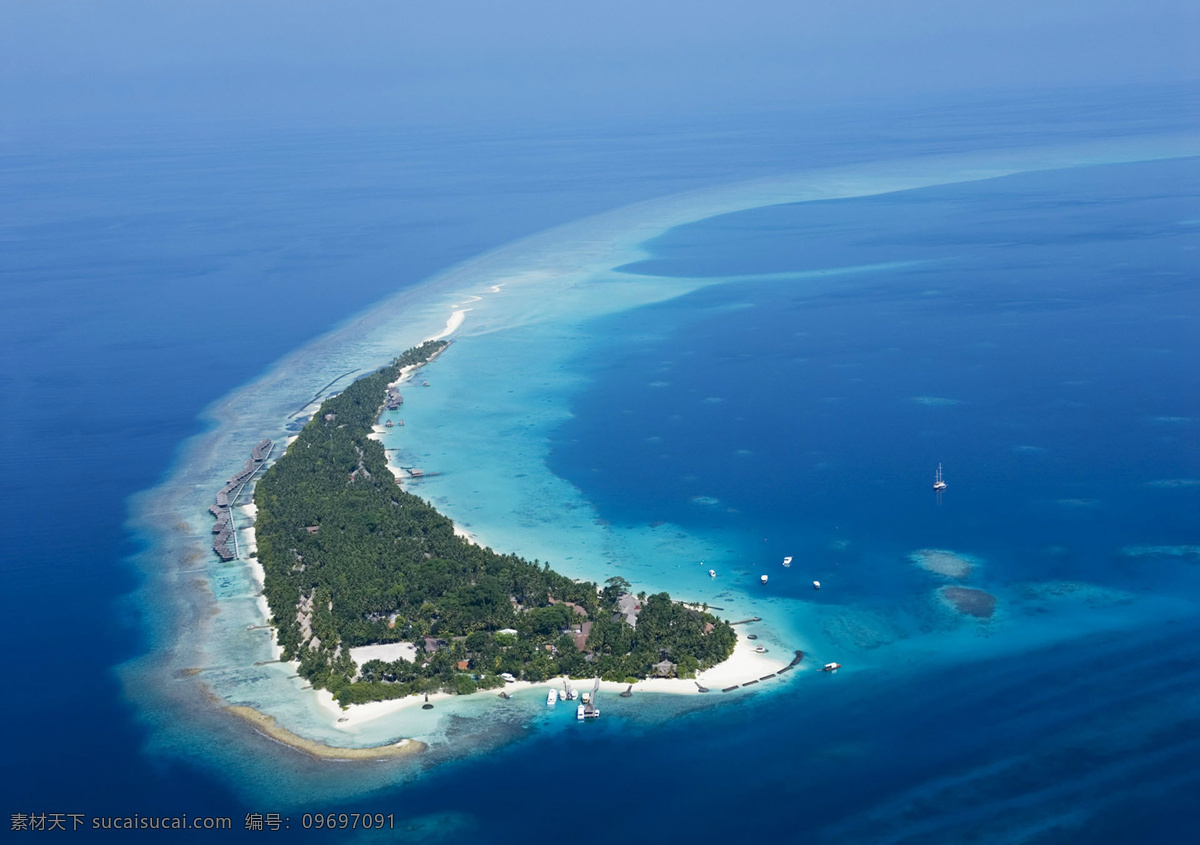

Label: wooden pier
[210,438,273,562]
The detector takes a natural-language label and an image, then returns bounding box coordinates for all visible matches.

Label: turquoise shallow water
[5,94,1200,841]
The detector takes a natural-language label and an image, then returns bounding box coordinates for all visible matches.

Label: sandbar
[427,308,468,342]
[1120,544,1200,561]
[227,705,426,760]
[910,548,976,579]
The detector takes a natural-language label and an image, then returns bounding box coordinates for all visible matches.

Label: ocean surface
[3,90,1199,841]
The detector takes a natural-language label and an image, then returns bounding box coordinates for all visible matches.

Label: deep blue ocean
[3,92,1199,841]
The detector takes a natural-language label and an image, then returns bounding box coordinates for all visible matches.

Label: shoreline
[312,625,795,732]
[237,304,797,742]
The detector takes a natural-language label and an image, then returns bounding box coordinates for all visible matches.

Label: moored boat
[577,677,601,720]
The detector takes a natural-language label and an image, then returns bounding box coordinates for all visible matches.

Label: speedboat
[709,569,716,578]
[813,580,821,590]
[822,662,841,673]
[782,556,792,567]
[760,574,769,584]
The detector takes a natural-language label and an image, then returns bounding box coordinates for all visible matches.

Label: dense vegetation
[253,341,735,704]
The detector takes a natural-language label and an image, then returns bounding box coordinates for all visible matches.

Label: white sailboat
[933,463,947,492]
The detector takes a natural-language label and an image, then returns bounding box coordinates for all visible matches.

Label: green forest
[252,340,735,705]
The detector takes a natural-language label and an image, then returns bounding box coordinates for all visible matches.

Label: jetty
[400,467,442,479]
[209,438,273,561]
[718,650,804,692]
[775,650,805,675]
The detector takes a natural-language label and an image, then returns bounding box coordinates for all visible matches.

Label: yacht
[782,556,792,568]
[547,689,557,706]
[933,463,947,492]
[822,662,842,673]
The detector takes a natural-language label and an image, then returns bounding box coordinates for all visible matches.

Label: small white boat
[822,662,841,673]
[547,689,557,706]
[500,672,517,683]
[709,569,716,579]
[934,463,948,492]
[782,556,792,568]
[813,580,821,590]
[557,689,566,701]
[577,677,601,720]
[760,575,769,584]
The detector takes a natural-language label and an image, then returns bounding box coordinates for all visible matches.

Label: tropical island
[251,340,736,706]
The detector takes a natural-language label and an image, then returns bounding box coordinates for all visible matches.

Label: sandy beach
[312,626,796,732]
[365,306,466,484]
